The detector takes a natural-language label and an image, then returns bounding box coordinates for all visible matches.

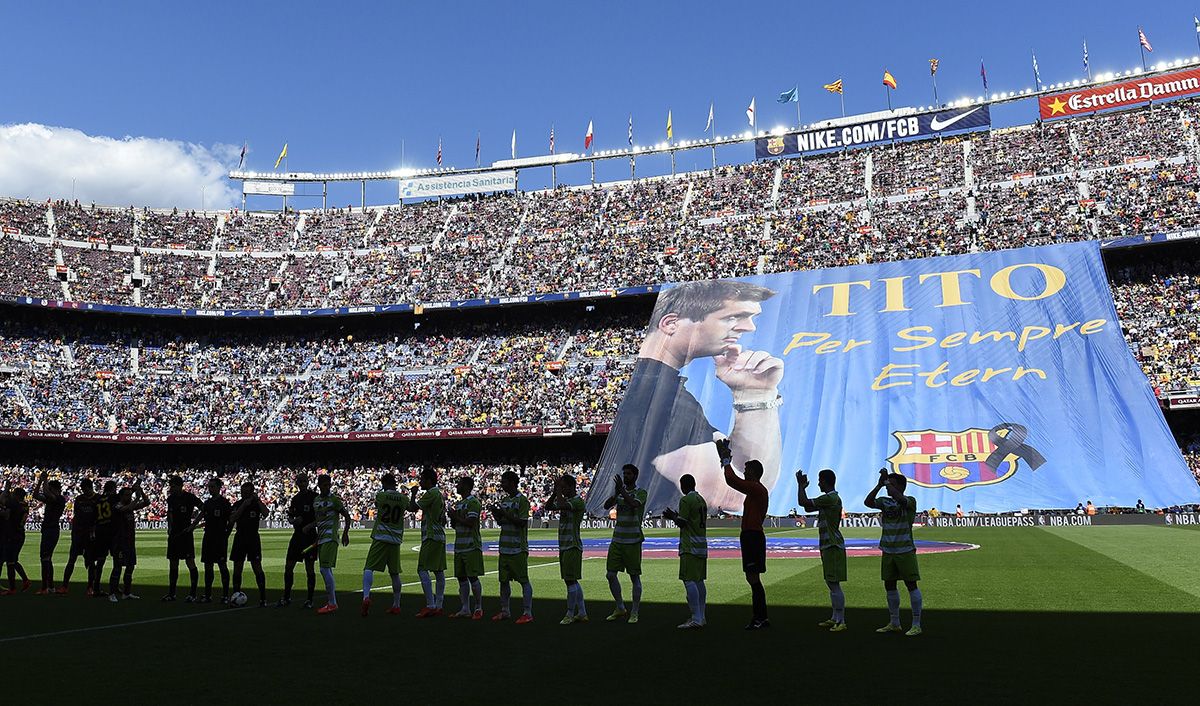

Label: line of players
[0,439,924,632]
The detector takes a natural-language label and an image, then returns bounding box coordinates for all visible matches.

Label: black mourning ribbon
[984,423,1046,473]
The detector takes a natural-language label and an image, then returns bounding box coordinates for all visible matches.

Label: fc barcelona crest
[766,136,786,155]
[886,424,1044,491]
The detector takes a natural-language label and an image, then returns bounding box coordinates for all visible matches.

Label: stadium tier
[2,100,1200,313]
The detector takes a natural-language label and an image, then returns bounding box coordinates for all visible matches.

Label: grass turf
[2,524,1197,703]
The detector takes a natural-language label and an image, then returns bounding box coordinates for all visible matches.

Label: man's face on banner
[677,299,763,359]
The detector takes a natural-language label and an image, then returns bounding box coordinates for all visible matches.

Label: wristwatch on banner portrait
[733,394,783,412]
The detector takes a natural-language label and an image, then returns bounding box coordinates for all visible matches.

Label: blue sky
[3,0,1199,208]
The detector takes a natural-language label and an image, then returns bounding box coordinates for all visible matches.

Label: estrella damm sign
[887,428,1020,491]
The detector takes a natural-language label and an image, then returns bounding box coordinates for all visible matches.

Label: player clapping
[194,478,231,604]
[447,476,484,620]
[361,473,408,617]
[663,474,708,630]
[865,469,923,637]
[796,468,847,631]
[309,474,351,614]
[108,479,150,602]
[411,468,447,618]
[545,473,588,624]
[488,471,533,624]
[31,472,66,594]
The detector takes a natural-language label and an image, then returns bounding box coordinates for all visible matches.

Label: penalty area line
[0,607,239,644]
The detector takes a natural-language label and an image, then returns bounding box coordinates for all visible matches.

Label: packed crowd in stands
[0,456,594,527]
[0,307,641,433]
[1,99,1198,312]
[1110,256,1200,394]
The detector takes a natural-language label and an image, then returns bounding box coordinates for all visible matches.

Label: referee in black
[717,439,770,629]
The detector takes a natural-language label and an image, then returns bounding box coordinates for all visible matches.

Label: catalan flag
[823,78,843,94]
[273,143,288,170]
[882,70,897,90]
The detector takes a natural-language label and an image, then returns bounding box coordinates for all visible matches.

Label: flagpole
[885,85,892,111]
[932,73,939,106]
[839,91,845,118]
[1139,30,1147,71]
[1195,20,1200,55]
[711,104,717,170]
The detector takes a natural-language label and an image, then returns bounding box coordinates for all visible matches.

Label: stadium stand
[0,99,1198,490]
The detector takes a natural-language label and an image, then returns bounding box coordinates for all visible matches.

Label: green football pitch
[1,524,1196,702]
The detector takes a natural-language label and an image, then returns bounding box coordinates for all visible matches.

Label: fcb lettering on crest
[766,136,787,156]
[886,428,1020,491]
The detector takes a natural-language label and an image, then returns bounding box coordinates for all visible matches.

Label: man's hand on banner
[714,345,783,404]
[795,470,809,489]
[877,468,889,487]
[714,438,733,465]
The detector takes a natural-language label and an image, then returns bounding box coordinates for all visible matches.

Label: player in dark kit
[88,481,118,598]
[163,475,202,602]
[62,478,97,594]
[192,478,232,604]
[229,482,269,607]
[278,473,317,608]
[0,483,32,594]
[108,480,149,602]
[32,472,67,594]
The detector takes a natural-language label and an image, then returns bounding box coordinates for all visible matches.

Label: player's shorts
[678,553,707,582]
[497,551,528,583]
[112,541,136,567]
[167,532,196,561]
[739,530,767,574]
[1,533,25,564]
[318,541,339,569]
[231,533,262,563]
[365,540,401,574]
[201,532,229,564]
[559,548,583,582]
[605,541,643,576]
[69,530,90,558]
[286,530,318,563]
[453,549,484,579]
[87,531,113,563]
[417,540,446,573]
[820,546,848,583]
[880,550,920,582]
[40,526,62,561]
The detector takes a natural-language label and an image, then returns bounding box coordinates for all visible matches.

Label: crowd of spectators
[0,455,594,527]
[1,98,1199,311]
[0,307,639,434]
[1110,256,1200,394]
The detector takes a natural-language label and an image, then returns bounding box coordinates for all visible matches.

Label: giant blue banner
[590,241,1199,516]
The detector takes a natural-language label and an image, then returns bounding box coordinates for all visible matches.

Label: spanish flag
[882,70,897,90]
[823,79,843,94]
[273,143,288,170]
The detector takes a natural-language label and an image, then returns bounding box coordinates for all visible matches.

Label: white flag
[511,130,516,159]
[705,103,714,132]
[746,97,756,128]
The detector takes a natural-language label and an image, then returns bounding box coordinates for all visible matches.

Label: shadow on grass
[4,592,1196,703]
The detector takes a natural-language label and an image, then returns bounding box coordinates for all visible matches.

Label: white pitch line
[0,606,239,644]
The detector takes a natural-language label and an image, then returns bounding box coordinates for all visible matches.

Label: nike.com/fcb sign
[754,105,990,159]
[1038,67,1200,120]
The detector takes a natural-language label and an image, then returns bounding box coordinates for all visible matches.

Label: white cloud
[0,123,240,210]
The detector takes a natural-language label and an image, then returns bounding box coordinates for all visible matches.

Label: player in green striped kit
[361,473,408,617]
[411,467,446,618]
[546,473,588,624]
[663,473,707,630]
[448,476,484,620]
[603,464,646,623]
[488,471,534,624]
[797,468,847,631]
[307,474,351,615]
[865,469,923,636]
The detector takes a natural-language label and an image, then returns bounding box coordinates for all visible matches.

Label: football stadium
[1,3,1199,702]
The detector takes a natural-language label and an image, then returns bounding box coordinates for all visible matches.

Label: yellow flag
[274,143,288,170]
[666,110,673,140]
